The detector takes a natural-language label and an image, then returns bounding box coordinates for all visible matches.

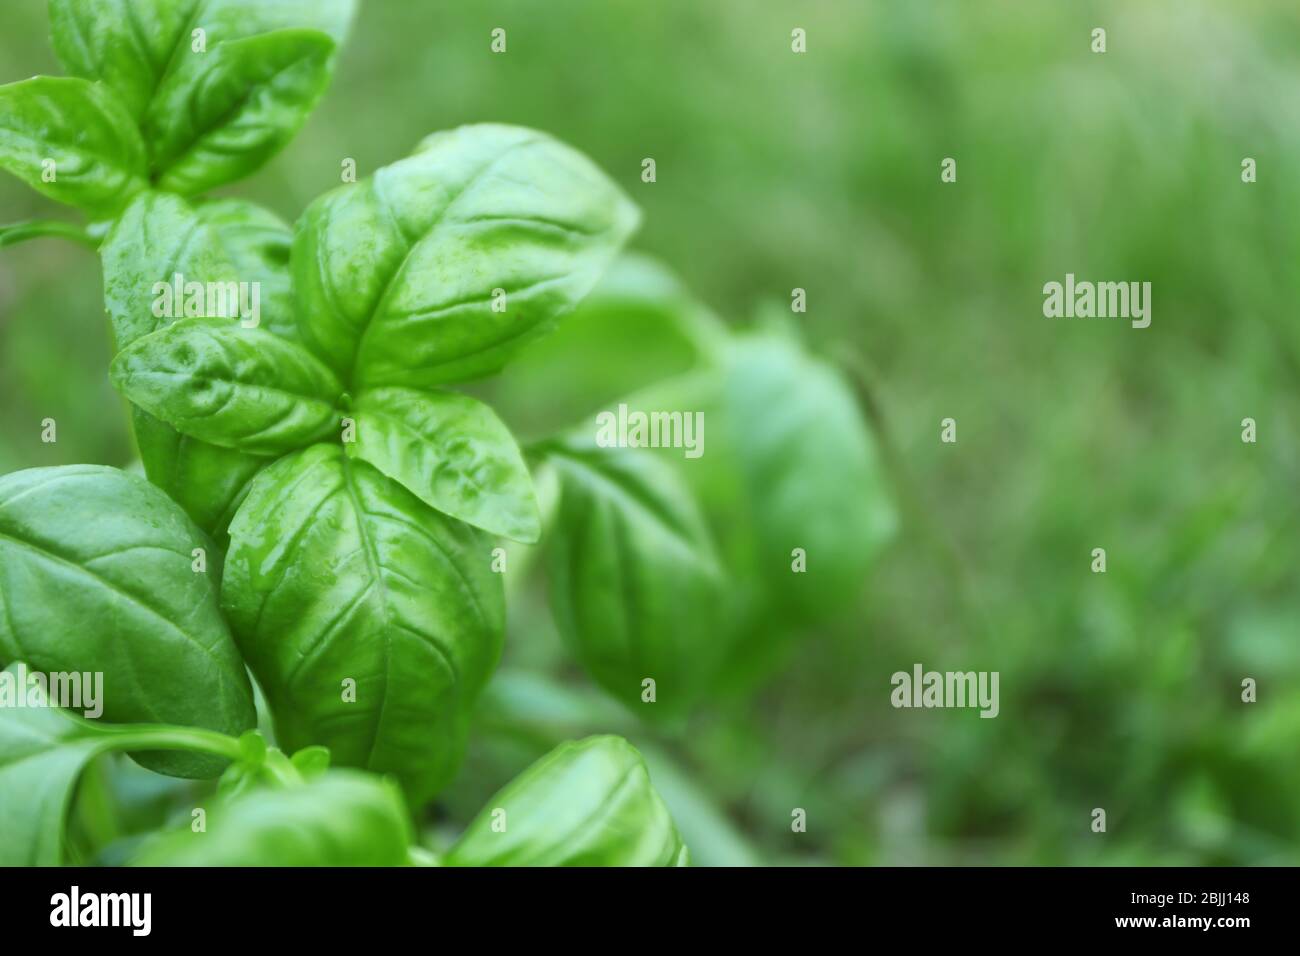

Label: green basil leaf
[132,770,411,866]
[0,76,146,217]
[222,444,505,805]
[351,387,539,543]
[474,670,763,866]
[445,736,687,867]
[148,29,336,196]
[50,0,356,182]
[293,124,640,388]
[101,191,240,350]
[544,439,726,719]
[707,332,898,620]
[0,661,245,866]
[130,408,266,544]
[48,0,197,121]
[112,317,344,455]
[194,199,296,341]
[102,191,300,345]
[101,191,276,535]
[0,466,256,777]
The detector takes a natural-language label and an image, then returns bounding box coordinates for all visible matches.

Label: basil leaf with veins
[543,439,726,720]
[50,0,356,194]
[292,123,640,389]
[101,191,294,536]
[0,77,146,218]
[222,444,504,805]
[49,0,196,121]
[112,318,344,456]
[0,466,256,779]
[350,387,539,543]
[146,29,336,196]
[193,198,298,341]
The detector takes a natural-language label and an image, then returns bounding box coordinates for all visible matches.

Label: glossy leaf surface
[293,124,640,388]
[222,445,504,804]
[351,387,539,542]
[446,736,688,866]
[0,466,256,777]
[112,317,343,456]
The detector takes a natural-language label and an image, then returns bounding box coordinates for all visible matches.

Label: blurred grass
[3,0,1298,865]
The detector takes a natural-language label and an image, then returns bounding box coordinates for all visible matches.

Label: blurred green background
[3,0,1299,865]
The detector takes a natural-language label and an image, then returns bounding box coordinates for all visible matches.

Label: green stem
[89,723,244,761]
[0,219,99,250]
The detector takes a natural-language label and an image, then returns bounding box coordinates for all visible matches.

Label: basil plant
[0,0,893,867]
